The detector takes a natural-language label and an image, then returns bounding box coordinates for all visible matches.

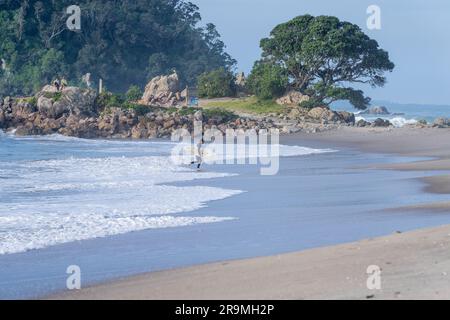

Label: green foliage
[204,96,283,115]
[42,91,63,102]
[258,15,395,109]
[95,92,126,110]
[96,91,151,115]
[304,83,371,109]
[53,92,63,102]
[197,68,236,98]
[298,99,323,109]
[126,85,143,102]
[0,0,235,96]
[18,96,38,107]
[247,62,288,100]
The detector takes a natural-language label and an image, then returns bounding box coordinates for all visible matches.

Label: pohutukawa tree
[252,15,395,109]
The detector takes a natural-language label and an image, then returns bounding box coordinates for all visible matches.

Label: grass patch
[18,96,37,107]
[203,96,284,115]
[42,91,62,102]
[53,92,62,102]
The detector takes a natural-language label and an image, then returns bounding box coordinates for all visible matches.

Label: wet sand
[50,126,450,300]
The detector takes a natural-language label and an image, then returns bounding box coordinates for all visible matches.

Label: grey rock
[337,111,355,125]
[371,118,391,127]
[356,119,370,127]
[362,106,390,115]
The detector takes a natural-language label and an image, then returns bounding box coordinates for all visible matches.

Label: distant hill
[0,0,235,96]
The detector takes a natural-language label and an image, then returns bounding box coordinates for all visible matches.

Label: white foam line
[0,215,236,255]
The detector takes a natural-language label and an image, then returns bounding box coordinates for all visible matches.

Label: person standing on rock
[53,78,61,91]
[60,77,68,91]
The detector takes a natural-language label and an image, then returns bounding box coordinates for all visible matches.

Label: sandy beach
[50,126,450,300]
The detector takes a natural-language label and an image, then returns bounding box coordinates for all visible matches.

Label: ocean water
[0,131,331,255]
[334,102,450,127]
[2,130,450,299]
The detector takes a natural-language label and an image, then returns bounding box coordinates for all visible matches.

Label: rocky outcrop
[235,72,246,87]
[276,90,310,106]
[0,89,281,139]
[306,106,355,125]
[36,86,97,118]
[140,72,186,107]
[234,72,247,97]
[361,106,390,115]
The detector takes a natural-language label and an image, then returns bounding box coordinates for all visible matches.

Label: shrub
[95,91,125,110]
[125,85,142,102]
[197,68,236,98]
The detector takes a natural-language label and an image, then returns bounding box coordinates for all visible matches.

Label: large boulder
[37,86,97,118]
[276,90,310,106]
[336,111,355,125]
[37,96,61,118]
[356,119,370,127]
[371,118,392,127]
[308,106,340,122]
[12,99,37,118]
[141,72,185,107]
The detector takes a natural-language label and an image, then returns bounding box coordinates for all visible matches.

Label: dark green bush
[197,69,236,98]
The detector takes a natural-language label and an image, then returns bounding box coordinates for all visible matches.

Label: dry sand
[52,225,450,300]
[50,126,450,300]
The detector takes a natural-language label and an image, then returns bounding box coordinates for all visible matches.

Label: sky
[191,0,450,105]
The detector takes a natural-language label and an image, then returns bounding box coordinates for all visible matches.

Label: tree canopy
[252,15,395,109]
[197,68,236,99]
[246,61,288,100]
[0,0,235,96]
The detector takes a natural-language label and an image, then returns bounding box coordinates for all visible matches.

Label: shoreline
[47,126,450,300]
[50,224,450,300]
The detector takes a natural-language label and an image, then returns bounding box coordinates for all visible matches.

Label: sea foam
[355,115,418,128]
[0,135,335,254]
[0,154,241,254]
